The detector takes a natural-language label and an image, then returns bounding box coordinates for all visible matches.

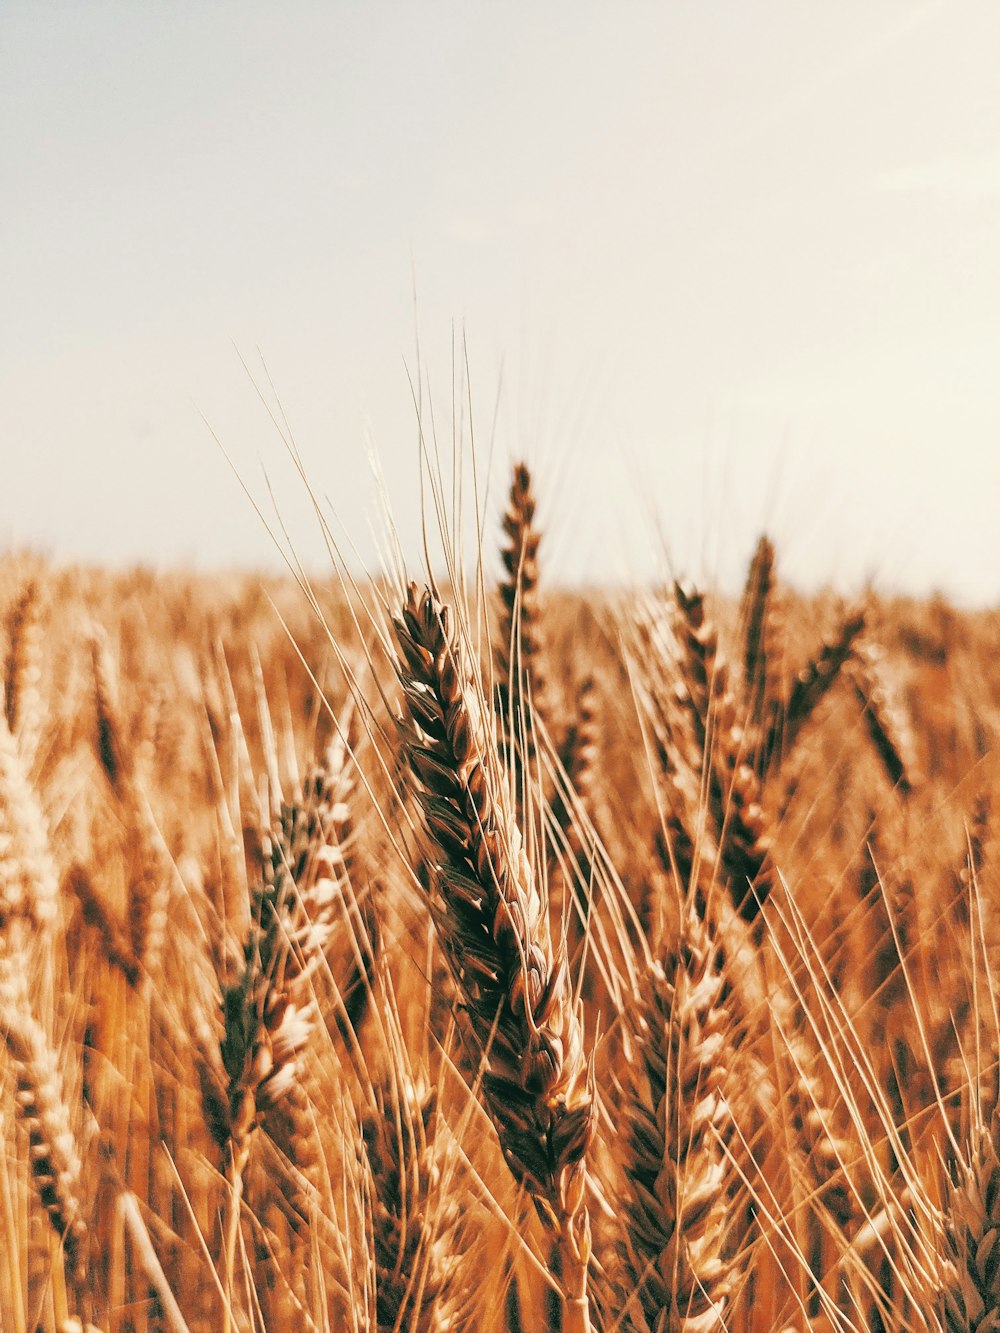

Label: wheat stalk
[0,956,87,1279]
[215,735,365,1324]
[849,639,916,796]
[672,583,774,921]
[392,582,594,1328]
[495,462,549,781]
[760,606,866,778]
[938,1109,1000,1330]
[89,629,170,981]
[611,906,738,1332]
[741,536,776,737]
[4,578,43,772]
[363,1074,459,1332]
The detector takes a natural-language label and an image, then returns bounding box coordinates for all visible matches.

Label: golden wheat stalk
[495,462,549,779]
[612,905,738,1332]
[0,956,87,1278]
[759,606,866,778]
[849,640,916,796]
[672,582,774,921]
[741,535,776,735]
[89,630,170,981]
[214,733,367,1321]
[363,1074,460,1332]
[3,578,43,772]
[392,582,594,1328]
[937,1109,1000,1330]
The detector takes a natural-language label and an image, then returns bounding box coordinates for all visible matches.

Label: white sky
[4,2,1000,602]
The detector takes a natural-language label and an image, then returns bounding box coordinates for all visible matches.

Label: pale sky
[4,3,1000,602]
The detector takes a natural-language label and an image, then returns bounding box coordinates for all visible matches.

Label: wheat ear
[938,1108,1000,1330]
[759,606,866,778]
[64,866,140,987]
[90,630,169,980]
[363,1075,459,1332]
[741,535,776,735]
[392,583,594,1327]
[849,640,916,795]
[216,738,363,1321]
[220,775,350,1167]
[673,583,774,921]
[3,578,43,772]
[0,959,87,1276]
[613,906,738,1331]
[495,462,548,775]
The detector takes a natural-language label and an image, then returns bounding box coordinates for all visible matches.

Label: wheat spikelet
[672,582,719,758]
[710,900,860,1256]
[392,582,594,1321]
[4,578,43,772]
[962,792,990,890]
[712,712,775,923]
[302,730,378,1046]
[125,830,171,984]
[629,604,706,912]
[779,1026,858,1233]
[612,906,737,1331]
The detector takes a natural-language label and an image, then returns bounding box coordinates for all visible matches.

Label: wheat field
[1,461,998,1332]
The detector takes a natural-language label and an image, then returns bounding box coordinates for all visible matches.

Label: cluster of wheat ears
[1,458,999,1331]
